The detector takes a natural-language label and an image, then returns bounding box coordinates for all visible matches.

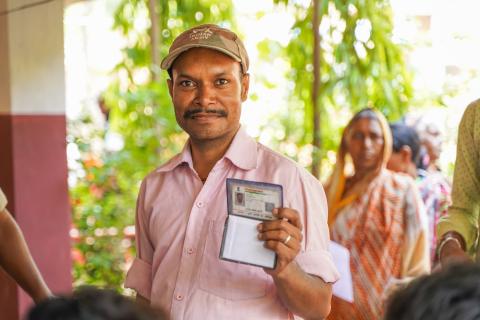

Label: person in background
[437,99,480,265]
[27,286,166,320]
[415,118,444,173]
[387,122,451,265]
[326,108,430,320]
[384,263,480,320]
[125,24,339,319]
[0,187,51,303]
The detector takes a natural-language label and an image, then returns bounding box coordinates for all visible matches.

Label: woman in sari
[326,108,430,320]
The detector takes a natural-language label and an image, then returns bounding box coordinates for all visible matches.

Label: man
[384,263,480,320]
[437,99,480,264]
[125,24,339,319]
[387,122,450,264]
[0,187,51,303]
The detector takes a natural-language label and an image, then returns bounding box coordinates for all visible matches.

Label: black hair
[27,287,166,320]
[384,263,480,320]
[389,122,421,164]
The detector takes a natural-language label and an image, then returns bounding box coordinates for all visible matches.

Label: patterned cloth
[329,170,429,320]
[0,188,7,212]
[416,169,451,262]
[438,99,480,255]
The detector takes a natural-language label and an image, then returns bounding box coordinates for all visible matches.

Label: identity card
[219,178,283,269]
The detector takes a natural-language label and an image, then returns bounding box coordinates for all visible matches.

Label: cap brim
[160,44,242,70]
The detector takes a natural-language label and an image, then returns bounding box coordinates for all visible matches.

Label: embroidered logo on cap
[189,27,213,41]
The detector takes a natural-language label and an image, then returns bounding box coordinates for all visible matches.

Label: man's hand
[257,208,303,276]
[439,240,472,267]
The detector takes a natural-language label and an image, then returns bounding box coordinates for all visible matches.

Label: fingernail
[257,223,262,231]
[257,233,262,239]
[272,208,278,215]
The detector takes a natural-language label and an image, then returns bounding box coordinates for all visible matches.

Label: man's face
[422,123,442,162]
[167,48,249,144]
[347,117,384,173]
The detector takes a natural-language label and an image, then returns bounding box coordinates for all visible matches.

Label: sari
[326,110,430,319]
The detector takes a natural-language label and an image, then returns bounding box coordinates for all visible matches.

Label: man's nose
[194,84,216,107]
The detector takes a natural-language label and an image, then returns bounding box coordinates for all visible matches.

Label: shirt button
[187,248,194,255]
[196,201,204,208]
[175,294,184,301]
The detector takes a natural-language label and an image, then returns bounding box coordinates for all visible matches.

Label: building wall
[0,0,72,318]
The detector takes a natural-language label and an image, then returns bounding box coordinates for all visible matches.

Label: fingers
[257,208,303,257]
[258,229,301,251]
[258,219,303,244]
[258,208,303,275]
[273,208,303,231]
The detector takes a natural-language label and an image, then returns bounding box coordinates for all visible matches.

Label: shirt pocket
[197,219,269,300]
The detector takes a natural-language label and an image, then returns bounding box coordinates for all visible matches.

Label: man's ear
[401,146,412,163]
[241,73,250,101]
[167,78,173,99]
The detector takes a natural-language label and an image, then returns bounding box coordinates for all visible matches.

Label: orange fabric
[328,171,416,319]
[326,109,429,319]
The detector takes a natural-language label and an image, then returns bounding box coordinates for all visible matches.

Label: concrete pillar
[0,0,72,318]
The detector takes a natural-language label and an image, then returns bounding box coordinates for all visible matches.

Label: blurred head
[27,287,166,320]
[385,263,480,320]
[343,108,391,174]
[387,122,421,178]
[417,121,443,164]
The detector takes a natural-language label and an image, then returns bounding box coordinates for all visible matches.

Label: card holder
[219,179,283,269]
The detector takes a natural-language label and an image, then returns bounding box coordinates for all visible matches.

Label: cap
[160,24,249,73]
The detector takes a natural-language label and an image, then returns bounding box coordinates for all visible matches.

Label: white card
[330,241,354,302]
[221,215,276,268]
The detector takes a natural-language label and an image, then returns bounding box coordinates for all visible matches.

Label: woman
[326,109,430,319]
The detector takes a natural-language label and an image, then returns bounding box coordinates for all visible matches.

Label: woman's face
[347,117,384,173]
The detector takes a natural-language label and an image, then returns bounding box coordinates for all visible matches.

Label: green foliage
[70,0,234,289]
[70,0,414,289]
[266,0,413,177]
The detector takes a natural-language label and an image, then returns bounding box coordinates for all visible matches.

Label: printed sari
[326,110,430,319]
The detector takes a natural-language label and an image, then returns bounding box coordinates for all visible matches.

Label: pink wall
[0,115,72,318]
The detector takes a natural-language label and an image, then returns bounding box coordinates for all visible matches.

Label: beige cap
[161,24,249,73]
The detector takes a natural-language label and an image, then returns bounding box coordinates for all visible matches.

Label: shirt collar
[224,126,258,170]
[156,126,258,173]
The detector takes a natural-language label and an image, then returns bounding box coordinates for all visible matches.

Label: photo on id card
[220,178,283,269]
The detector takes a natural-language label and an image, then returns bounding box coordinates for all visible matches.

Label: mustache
[183,108,228,119]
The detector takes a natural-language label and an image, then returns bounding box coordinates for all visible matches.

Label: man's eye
[215,79,229,86]
[180,80,195,87]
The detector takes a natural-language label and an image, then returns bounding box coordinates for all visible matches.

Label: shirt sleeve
[437,100,480,253]
[291,169,340,283]
[125,179,154,300]
[401,180,430,278]
[0,188,7,212]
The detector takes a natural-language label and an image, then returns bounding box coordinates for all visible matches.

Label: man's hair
[27,286,166,320]
[384,263,480,320]
[389,122,421,163]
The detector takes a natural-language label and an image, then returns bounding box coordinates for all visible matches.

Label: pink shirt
[125,127,339,320]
